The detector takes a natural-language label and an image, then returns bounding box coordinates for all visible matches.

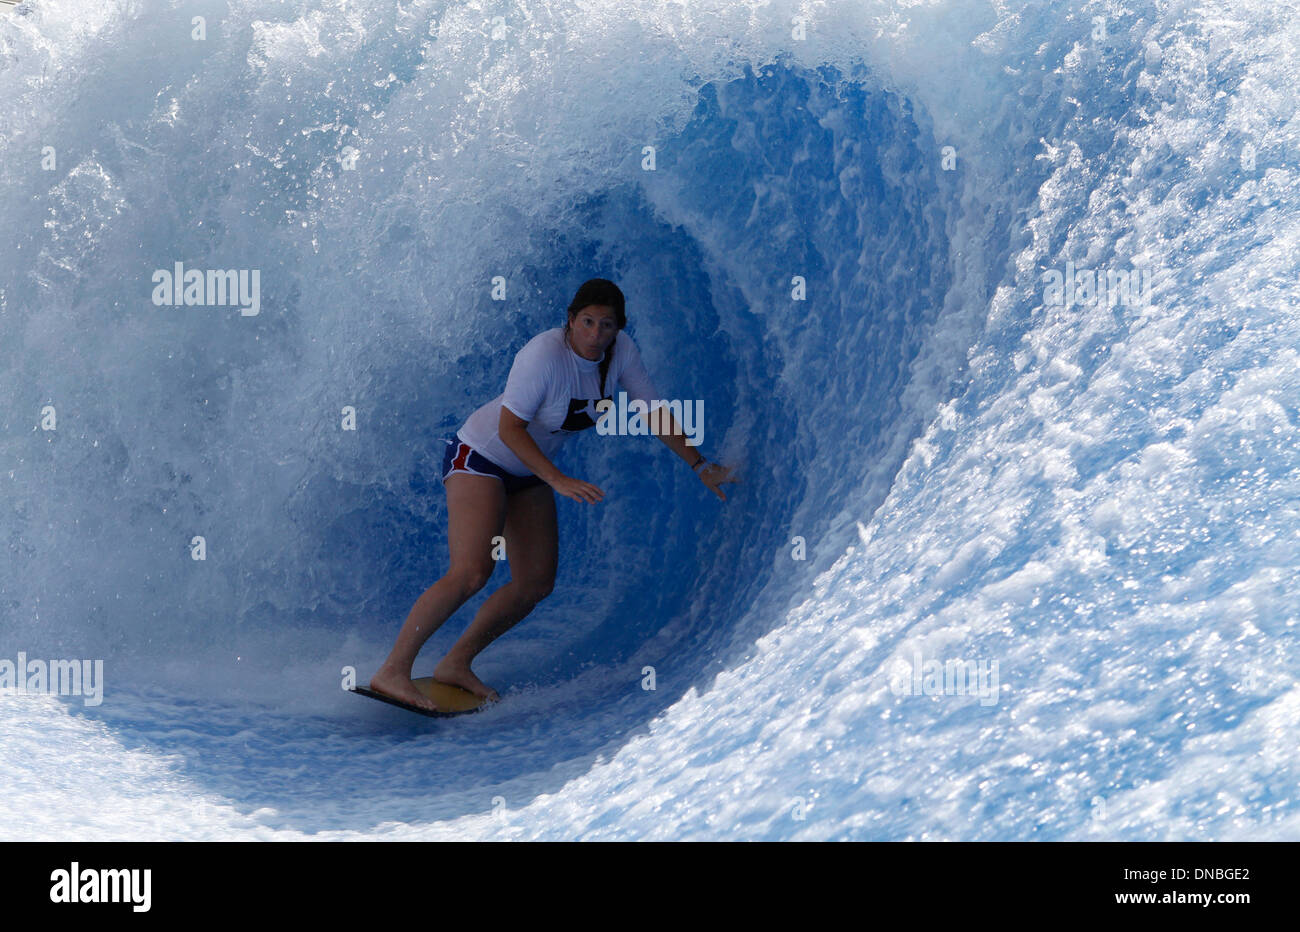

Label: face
[568,304,619,360]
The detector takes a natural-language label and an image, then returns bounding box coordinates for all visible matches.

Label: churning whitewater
[2,0,1298,839]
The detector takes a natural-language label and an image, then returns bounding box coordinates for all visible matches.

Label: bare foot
[369,664,446,713]
[432,657,501,702]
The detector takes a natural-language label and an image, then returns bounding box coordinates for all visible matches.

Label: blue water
[2,0,1298,840]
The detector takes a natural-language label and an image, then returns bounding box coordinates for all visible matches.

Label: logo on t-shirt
[555,396,612,433]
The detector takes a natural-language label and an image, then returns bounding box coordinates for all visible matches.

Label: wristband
[691,455,707,472]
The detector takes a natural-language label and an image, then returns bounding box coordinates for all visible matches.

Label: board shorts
[440,433,548,495]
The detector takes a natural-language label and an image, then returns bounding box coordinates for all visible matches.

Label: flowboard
[351,676,489,718]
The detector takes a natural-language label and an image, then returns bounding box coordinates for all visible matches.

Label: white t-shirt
[455,327,663,476]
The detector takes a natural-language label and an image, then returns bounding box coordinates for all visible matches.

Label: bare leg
[434,482,557,700]
[370,473,505,712]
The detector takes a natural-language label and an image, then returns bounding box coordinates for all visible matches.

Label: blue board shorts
[440,433,548,495]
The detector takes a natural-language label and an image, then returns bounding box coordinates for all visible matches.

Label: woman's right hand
[546,473,605,503]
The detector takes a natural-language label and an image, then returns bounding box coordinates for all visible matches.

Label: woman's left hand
[698,462,739,501]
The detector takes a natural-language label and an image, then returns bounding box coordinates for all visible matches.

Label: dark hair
[564,278,626,396]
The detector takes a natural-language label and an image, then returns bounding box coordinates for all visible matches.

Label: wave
[1,0,1297,839]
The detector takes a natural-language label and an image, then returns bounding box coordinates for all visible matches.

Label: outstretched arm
[651,408,738,501]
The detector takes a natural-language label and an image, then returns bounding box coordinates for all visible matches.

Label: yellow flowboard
[351,676,489,717]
